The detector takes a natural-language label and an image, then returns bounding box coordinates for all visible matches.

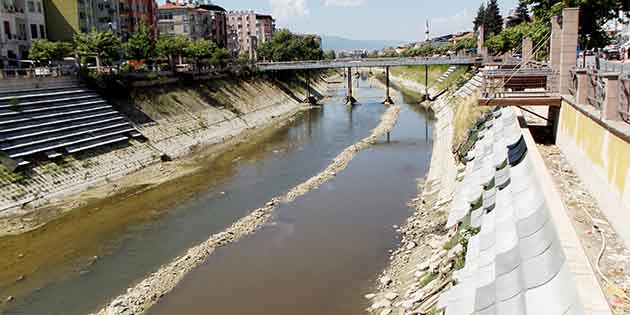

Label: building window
[39,24,45,38]
[36,1,41,12]
[27,0,34,12]
[30,24,37,39]
[2,21,9,40]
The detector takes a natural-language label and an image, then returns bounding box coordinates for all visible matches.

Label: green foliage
[124,22,154,60]
[522,0,622,48]
[211,47,230,66]
[8,97,20,112]
[184,39,217,61]
[0,164,27,184]
[156,35,190,60]
[29,40,73,63]
[419,272,438,288]
[323,50,336,60]
[473,0,504,36]
[506,0,532,27]
[74,29,121,68]
[486,23,531,54]
[257,30,323,62]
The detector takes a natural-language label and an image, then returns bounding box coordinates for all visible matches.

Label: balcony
[479,66,561,107]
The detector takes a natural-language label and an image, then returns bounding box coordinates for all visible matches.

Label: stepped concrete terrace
[0,85,144,171]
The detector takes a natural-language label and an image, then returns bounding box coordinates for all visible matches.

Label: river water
[2,78,433,315]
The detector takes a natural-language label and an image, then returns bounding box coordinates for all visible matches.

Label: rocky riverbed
[91,105,401,315]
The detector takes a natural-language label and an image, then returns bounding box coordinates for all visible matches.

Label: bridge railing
[255,56,482,70]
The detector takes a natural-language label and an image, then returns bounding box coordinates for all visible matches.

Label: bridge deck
[255,57,481,71]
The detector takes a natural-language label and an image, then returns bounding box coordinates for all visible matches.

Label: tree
[485,0,504,35]
[74,29,121,72]
[507,1,531,27]
[257,30,324,62]
[486,23,531,54]
[29,40,73,64]
[522,0,620,48]
[184,39,217,72]
[210,47,230,67]
[473,4,487,33]
[323,50,336,60]
[125,22,153,61]
[156,35,190,71]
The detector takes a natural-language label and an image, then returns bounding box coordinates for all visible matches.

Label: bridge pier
[345,67,357,105]
[382,66,394,105]
[303,71,317,105]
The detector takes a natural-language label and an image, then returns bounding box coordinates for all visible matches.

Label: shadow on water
[148,79,434,315]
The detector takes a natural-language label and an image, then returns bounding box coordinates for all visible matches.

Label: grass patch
[419,271,438,288]
[452,96,490,154]
[0,165,27,184]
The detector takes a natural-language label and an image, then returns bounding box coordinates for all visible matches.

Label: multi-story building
[226,10,275,59]
[1,0,47,67]
[157,1,227,47]
[44,0,157,42]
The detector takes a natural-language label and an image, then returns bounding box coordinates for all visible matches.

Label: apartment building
[0,0,46,67]
[157,1,227,47]
[226,10,275,59]
[44,0,157,42]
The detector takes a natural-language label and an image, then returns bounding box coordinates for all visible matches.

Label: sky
[175,0,520,42]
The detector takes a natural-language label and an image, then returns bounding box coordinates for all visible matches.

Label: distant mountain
[321,35,405,52]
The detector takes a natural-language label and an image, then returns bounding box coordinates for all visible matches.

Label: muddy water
[2,79,432,315]
[148,84,434,315]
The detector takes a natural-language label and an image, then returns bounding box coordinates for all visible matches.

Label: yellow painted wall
[559,102,630,206]
[44,0,79,41]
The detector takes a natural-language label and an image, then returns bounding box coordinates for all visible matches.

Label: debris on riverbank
[91,105,401,315]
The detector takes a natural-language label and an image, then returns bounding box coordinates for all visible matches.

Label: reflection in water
[4,78,433,315]
[148,81,434,315]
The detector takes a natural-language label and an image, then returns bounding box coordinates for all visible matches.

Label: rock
[384,292,398,301]
[364,293,376,300]
[380,276,392,286]
[16,275,25,282]
[265,201,275,207]
[414,270,426,278]
[379,308,392,315]
[447,244,463,260]
[371,299,391,310]
[5,296,14,302]
[417,262,430,271]
[406,242,417,250]
[429,237,445,249]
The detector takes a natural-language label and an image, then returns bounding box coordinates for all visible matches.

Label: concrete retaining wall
[0,76,333,213]
[557,98,630,245]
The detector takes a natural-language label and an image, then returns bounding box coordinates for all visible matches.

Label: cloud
[270,0,309,22]
[323,0,365,7]
[430,9,476,36]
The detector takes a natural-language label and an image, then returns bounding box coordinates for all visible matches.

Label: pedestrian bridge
[255,56,482,71]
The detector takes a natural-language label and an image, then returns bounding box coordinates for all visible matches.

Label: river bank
[0,73,336,236]
[364,72,471,315]
[0,73,339,309]
[92,102,402,315]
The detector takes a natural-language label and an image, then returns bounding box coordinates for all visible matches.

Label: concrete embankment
[92,104,401,315]
[0,74,334,235]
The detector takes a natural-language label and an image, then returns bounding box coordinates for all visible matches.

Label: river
[2,77,433,315]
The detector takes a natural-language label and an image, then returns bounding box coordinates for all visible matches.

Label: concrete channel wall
[557,98,630,246]
[0,77,333,213]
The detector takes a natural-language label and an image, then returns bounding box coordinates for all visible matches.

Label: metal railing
[568,68,578,97]
[620,73,630,123]
[586,68,605,110]
[0,65,77,80]
[480,66,559,99]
